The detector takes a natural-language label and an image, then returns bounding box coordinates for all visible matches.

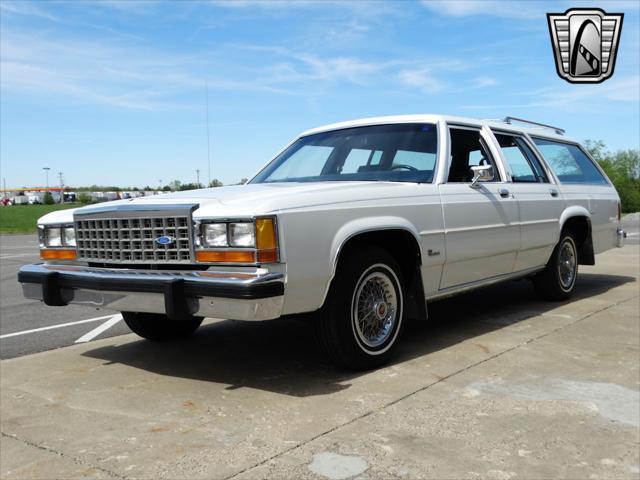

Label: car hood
[38,182,426,225]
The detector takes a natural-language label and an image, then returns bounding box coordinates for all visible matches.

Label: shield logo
[547,8,624,84]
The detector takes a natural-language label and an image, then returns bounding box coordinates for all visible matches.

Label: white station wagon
[19,115,626,369]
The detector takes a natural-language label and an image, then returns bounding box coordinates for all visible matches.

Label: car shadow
[82,272,635,397]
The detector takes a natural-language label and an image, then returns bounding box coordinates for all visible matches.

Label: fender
[318,216,423,307]
[559,205,592,238]
[558,205,595,265]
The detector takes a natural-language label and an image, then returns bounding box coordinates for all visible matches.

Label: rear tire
[533,231,579,301]
[122,312,203,341]
[315,246,405,370]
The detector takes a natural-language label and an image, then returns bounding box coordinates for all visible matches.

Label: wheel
[315,246,405,370]
[533,231,579,301]
[122,312,203,341]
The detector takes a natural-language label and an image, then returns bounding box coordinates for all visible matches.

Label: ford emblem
[154,235,175,246]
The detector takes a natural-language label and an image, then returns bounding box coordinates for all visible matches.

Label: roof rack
[502,116,565,135]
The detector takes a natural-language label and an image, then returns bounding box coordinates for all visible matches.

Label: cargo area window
[531,138,608,185]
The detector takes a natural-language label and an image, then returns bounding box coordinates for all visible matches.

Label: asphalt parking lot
[1,215,639,479]
[1,234,129,359]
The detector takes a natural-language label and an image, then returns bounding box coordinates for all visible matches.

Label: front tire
[315,246,405,370]
[533,232,579,301]
[122,312,203,341]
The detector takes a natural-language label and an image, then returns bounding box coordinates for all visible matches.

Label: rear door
[530,137,619,254]
[438,125,520,289]
[490,130,565,270]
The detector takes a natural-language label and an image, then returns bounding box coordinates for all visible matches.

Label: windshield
[250,123,438,184]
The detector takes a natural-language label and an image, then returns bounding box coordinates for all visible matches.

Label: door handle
[498,188,510,198]
[550,188,559,197]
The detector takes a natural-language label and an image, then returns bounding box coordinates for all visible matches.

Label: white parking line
[0,253,36,259]
[0,314,117,339]
[74,314,123,343]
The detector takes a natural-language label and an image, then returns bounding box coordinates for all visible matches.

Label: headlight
[39,225,76,247]
[62,227,76,247]
[229,222,255,247]
[196,217,279,264]
[45,227,62,247]
[203,223,228,247]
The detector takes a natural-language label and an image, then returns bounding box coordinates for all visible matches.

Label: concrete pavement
[1,242,638,479]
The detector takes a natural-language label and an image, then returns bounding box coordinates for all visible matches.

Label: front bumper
[617,228,627,248]
[18,264,285,321]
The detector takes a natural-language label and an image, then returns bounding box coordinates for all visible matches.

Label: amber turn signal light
[256,217,277,250]
[40,249,77,260]
[195,250,256,263]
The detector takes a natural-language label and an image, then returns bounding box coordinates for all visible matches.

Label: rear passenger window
[493,133,548,183]
[532,138,608,185]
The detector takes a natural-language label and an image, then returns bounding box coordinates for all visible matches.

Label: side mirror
[470,165,494,188]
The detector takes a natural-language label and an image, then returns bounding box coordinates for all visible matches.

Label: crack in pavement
[1,431,127,479]
[225,294,639,480]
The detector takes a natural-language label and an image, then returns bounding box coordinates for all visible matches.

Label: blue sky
[1,0,638,189]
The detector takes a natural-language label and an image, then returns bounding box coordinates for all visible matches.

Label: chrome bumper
[617,228,627,248]
[18,264,284,321]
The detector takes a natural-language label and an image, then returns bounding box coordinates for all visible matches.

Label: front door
[438,126,520,289]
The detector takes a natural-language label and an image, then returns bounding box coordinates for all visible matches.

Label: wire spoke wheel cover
[558,238,577,290]
[351,264,402,354]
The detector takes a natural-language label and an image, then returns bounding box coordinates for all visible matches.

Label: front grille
[75,216,193,263]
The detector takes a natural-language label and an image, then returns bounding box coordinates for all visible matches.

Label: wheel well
[336,229,427,321]
[562,216,595,265]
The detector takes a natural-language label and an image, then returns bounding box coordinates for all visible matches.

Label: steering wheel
[390,164,419,171]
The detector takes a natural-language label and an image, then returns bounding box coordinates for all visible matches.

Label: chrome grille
[75,216,192,263]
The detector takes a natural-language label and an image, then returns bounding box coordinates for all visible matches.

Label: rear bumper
[18,263,285,321]
[617,228,627,248]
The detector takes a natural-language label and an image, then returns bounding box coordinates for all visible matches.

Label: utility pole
[57,171,64,202]
[205,80,211,186]
[43,167,50,190]
[196,169,200,188]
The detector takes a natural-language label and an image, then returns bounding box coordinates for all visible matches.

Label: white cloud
[397,68,446,93]
[421,0,639,19]
[472,76,499,88]
[460,75,640,110]
[0,1,60,21]
[420,0,545,19]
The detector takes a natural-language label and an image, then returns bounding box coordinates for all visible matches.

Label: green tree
[585,140,640,213]
[78,192,93,204]
[179,183,201,191]
[43,192,55,205]
[209,179,223,188]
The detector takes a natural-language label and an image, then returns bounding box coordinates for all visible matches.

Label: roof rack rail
[502,116,565,135]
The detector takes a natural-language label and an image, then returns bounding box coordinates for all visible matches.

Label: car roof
[299,114,575,143]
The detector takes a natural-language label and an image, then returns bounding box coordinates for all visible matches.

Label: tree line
[584,140,639,213]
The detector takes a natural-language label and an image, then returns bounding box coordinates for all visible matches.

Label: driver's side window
[447,127,500,183]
